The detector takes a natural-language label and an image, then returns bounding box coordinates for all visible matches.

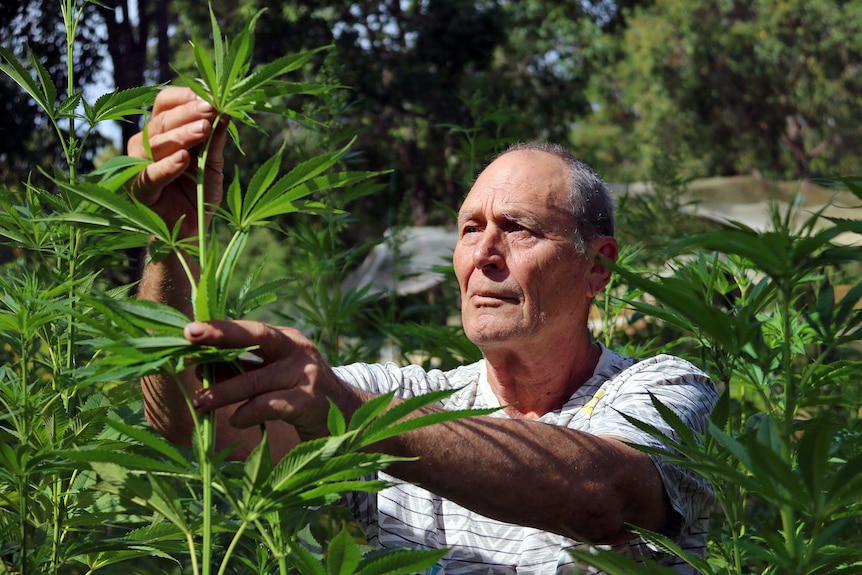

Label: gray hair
[498,142,615,249]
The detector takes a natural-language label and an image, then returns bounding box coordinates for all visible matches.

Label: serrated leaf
[248,171,383,224]
[192,30,219,103]
[357,547,449,575]
[347,393,397,433]
[221,10,263,97]
[242,434,274,499]
[32,50,57,111]
[89,86,159,124]
[327,398,347,436]
[350,389,497,448]
[51,178,173,240]
[216,228,249,316]
[56,91,84,118]
[106,419,195,470]
[89,155,152,191]
[0,45,52,115]
[567,545,682,575]
[240,144,286,222]
[65,447,191,476]
[106,298,193,330]
[326,529,362,575]
[357,407,498,449]
[286,539,326,575]
[229,47,329,100]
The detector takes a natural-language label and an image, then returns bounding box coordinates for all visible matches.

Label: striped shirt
[335,344,718,574]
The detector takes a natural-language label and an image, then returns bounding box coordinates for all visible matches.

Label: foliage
[0,0,107,188]
[162,0,611,234]
[4,1,862,574]
[580,182,862,573]
[0,3,483,574]
[573,0,862,182]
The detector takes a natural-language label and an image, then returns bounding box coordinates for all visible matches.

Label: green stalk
[194,115,221,575]
[52,4,86,572]
[186,529,201,575]
[252,519,289,575]
[18,331,30,575]
[200,366,215,575]
[778,284,798,567]
[216,521,250,575]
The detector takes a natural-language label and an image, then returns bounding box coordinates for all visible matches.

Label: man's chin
[465,328,521,348]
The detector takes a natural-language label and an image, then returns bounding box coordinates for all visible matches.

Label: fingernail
[192,392,204,408]
[186,322,206,338]
[196,99,214,114]
[190,119,207,135]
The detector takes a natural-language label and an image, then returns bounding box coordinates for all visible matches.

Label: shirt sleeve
[586,355,719,535]
[332,361,482,405]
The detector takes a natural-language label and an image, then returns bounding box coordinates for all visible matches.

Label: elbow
[574,500,630,544]
[566,477,670,545]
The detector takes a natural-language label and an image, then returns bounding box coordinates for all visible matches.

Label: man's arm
[381,415,668,543]
[128,88,301,459]
[187,319,670,544]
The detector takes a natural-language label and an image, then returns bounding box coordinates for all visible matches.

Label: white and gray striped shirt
[335,344,718,574]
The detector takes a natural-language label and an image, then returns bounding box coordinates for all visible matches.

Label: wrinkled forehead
[459,150,573,218]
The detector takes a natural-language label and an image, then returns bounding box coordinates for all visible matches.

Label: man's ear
[587,237,619,298]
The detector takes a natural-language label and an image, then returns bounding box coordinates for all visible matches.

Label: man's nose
[473,229,505,270]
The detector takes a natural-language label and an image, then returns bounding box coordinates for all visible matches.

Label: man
[129,87,718,574]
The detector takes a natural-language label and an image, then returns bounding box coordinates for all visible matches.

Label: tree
[573,0,862,182]
[0,0,105,186]
[165,0,607,233]
[101,0,174,146]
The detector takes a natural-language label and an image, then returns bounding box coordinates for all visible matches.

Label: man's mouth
[470,292,518,305]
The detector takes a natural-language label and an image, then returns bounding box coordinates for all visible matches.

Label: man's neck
[482,341,601,420]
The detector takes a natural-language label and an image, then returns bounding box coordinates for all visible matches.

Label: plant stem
[252,519,289,575]
[216,521,250,575]
[18,331,30,575]
[200,365,215,575]
[778,284,798,568]
[194,115,221,575]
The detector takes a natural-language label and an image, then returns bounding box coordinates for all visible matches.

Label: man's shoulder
[594,347,718,406]
[599,346,711,382]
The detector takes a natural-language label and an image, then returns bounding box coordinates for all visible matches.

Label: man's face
[453,150,600,350]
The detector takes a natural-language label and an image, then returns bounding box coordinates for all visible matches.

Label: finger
[184,320,307,364]
[151,87,203,116]
[194,362,295,412]
[229,391,305,429]
[126,149,191,205]
[147,108,215,162]
[193,355,263,383]
[131,88,216,160]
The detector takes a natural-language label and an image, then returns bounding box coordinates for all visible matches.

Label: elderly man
[130,87,718,574]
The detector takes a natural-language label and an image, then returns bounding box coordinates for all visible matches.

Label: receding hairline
[487,141,616,242]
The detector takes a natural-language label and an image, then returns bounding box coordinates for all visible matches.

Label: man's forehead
[459,153,571,216]
[457,187,574,231]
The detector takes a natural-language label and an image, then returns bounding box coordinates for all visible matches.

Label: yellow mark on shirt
[580,389,605,416]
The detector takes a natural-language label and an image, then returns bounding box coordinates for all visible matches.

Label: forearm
[137,250,197,443]
[372,403,669,543]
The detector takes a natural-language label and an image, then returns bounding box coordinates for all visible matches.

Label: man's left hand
[186,320,361,441]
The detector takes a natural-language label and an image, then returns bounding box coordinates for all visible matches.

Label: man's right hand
[127,87,228,238]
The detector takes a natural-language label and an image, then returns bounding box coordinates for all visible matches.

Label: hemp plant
[1,2,490,574]
[570,185,862,574]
